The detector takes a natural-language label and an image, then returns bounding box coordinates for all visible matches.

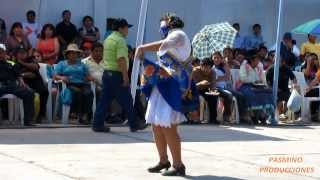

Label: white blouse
[157,29,191,62]
[146,29,191,127]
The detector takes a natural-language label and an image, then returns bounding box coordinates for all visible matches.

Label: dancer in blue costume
[135,14,198,177]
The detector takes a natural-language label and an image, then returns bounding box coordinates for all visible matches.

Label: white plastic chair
[38,63,53,123]
[0,94,24,126]
[293,71,320,122]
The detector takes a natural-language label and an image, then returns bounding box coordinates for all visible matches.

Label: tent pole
[131,0,149,104]
[272,0,284,124]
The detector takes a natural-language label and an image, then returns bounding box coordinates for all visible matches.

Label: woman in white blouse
[239,54,275,124]
[135,14,193,176]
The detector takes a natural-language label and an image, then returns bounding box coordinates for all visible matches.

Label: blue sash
[141,54,199,113]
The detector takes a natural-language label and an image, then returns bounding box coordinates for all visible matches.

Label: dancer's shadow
[184,175,244,180]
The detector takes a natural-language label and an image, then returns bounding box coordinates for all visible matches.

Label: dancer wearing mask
[135,14,198,177]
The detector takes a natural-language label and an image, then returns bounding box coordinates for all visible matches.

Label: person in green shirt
[92,18,146,133]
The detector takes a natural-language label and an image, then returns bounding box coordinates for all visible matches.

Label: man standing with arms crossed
[92,18,146,133]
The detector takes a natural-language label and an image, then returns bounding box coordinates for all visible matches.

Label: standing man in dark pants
[0,44,34,126]
[92,19,146,133]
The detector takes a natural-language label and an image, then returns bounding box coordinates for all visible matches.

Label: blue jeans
[92,71,137,129]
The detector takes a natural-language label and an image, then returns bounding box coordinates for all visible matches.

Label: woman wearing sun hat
[54,43,94,124]
[135,14,198,177]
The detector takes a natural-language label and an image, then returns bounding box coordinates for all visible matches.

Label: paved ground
[0,125,319,180]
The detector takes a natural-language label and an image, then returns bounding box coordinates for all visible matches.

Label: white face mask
[159,21,169,39]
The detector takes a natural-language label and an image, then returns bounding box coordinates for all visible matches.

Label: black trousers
[25,78,48,118]
[67,83,93,116]
[306,88,320,115]
[199,89,218,123]
[223,88,247,117]
[216,88,233,116]
[0,85,34,123]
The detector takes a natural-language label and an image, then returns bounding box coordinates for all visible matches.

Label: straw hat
[64,44,82,55]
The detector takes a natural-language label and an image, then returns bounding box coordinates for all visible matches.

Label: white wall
[0,0,320,48]
[200,0,278,47]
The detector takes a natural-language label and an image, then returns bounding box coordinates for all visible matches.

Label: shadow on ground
[0,125,289,145]
[185,175,245,180]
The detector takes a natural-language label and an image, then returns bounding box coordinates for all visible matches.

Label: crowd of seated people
[1,10,320,127]
[190,28,320,125]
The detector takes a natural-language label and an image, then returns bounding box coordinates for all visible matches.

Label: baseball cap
[283,32,292,40]
[112,18,133,30]
[0,44,6,51]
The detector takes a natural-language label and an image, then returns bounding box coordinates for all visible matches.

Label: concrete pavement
[0,125,319,180]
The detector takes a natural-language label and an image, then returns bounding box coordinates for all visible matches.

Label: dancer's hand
[135,46,144,60]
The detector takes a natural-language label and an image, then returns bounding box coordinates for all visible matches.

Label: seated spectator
[300,34,320,58]
[79,16,100,48]
[192,58,218,124]
[266,57,297,119]
[36,24,60,65]
[0,44,34,126]
[80,42,92,58]
[6,22,32,56]
[23,10,41,48]
[233,23,245,49]
[239,54,275,124]
[281,32,299,69]
[302,53,318,83]
[82,43,104,87]
[223,47,239,68]
[212,52,233,121]
[14,48,48,123]
[306,68,320,122]
[32,49,43,63]
[0,18,6,44]
[263,50,275,70]
[244,24,264,50]
[233,49,246,69]
[258,46,268,61]
[54,44,94,124]
[212,51,247,123]
[56,10,78,59]
[191,57,200,69]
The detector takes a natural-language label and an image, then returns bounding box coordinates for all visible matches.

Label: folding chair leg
[287,110,295,121]
[8,99,15,122]
[19,99,24,126]
[301,99,311,122]
[199,96,205,121]
[91,83,96,120]
[232,97,240,124]
[62,105,70,125]
[47,92,53,124]
[54,92,60,121]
